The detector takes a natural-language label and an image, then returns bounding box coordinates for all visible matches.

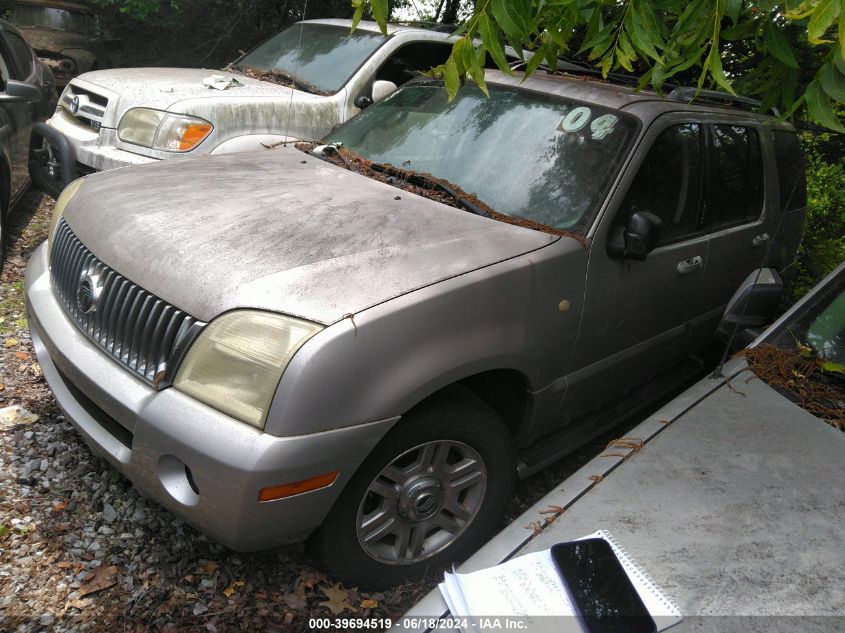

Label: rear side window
[703,125,763,229]
[772,130,807,211]
[620,123,704,245]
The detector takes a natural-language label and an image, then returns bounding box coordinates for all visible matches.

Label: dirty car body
[0,17,57,266]
[9,0,117,88]
[28,19,460,197]
[25,70,807,588]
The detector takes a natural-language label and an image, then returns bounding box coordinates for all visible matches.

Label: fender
[29,122,76,199]
[210,134,296,155]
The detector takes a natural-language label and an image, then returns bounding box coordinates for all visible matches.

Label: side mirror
[354,94,373,109]
[2,79,42,101]
[371,79,397,103]
[608,211,662,260]
[716,268,783,349]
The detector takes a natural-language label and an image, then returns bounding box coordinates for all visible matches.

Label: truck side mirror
[716,268,783,349]
[608,211,662,260]
[371,79,397,103]
[354,95,373,109]
[355,80,398,110]
[2,79,42,101]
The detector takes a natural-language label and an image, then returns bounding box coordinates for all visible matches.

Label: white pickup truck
[29,19,459,197]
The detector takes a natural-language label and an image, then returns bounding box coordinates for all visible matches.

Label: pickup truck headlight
[173,311,322,428]
[48,177,85,256]
[118,108,213,152]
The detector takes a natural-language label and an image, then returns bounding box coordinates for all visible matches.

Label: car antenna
[283,0,309,142]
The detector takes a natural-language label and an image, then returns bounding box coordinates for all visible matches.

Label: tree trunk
[441,0,462,24]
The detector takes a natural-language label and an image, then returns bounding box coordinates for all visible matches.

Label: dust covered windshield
[236,23,386,95]
[10,6,88,33]
[325,81,638,231]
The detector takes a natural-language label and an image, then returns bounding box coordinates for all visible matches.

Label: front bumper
[49,109,158,172]
[25,243,397,550]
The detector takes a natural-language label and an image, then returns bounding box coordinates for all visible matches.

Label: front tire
[309,387,516,590]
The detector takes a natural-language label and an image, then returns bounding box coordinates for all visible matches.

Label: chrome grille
[50,219,204,387]
[61,84,109,131]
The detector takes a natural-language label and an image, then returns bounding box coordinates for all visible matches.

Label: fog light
[157,455,200,506]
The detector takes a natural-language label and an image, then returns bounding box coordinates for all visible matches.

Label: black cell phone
[550,538,657,633]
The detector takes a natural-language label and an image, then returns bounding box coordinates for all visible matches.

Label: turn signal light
[258,471,339,502]
[179,123,213,151]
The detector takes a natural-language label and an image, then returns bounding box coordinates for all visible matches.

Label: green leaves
[369,0,389,35]
[479,13,511,74]
[807,0,840,44]
[490,0,535,42]
[821,60,845,101]
[350,0,365,32]
[350,0,845,132]
[764,21,799,68]
[444,56,460,101]
[806,79,845,132]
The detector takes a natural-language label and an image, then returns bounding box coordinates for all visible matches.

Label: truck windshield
[10,6,88,34]
[325,81,638,231]
[237,23,386,95]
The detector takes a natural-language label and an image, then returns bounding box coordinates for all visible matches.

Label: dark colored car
[0,17,57,266]
[8,0,120,88]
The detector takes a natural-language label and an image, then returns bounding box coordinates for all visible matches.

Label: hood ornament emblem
[69,95,80,115]
[77,270,103,314]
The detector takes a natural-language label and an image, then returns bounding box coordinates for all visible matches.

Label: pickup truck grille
[61,84,109,131]
[49,219,204,387]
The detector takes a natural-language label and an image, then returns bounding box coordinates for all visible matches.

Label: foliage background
[0,0,841,294]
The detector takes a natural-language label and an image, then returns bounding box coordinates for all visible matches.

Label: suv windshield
[741,267,845,428]
[10,5,88,34]
[325,81,638,231]
[236,23,386,95]
[771,271,845,365]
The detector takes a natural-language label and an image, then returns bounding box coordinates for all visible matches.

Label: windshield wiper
[370,162,491,218]
[308,143,491,217]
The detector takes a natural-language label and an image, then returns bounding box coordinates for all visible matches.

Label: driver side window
[620,123,704,245]
[376,43,453,87]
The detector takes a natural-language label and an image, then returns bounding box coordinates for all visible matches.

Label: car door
[696,121,776,334]
[560,116,709,423]
[0,26,40,200]
[343,37,453,120]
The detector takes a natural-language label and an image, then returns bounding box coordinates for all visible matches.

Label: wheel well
[416,369,530,441]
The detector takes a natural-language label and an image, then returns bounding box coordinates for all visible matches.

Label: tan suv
[26,69,806,588]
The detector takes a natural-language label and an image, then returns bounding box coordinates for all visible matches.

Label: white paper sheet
[438,531,682,632]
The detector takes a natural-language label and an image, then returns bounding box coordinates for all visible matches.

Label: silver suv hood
[64,147,558,324]
[74,67,311,128]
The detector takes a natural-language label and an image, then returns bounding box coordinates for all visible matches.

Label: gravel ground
[0,190,636,632]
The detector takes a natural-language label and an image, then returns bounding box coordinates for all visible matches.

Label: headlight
[173,311,322,428]
[117,108,213,152]
[48,177,85,256]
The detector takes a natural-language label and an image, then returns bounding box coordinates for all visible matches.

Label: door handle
[752,232,770,247]
[677,255,703,276]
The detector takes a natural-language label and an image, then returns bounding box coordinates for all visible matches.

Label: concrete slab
[395,359,845,632]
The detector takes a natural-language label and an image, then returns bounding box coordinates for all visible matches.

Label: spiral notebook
[439,530,682,632]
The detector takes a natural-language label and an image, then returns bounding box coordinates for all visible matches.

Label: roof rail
[389,20,459,33]
[667,87,777,115]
